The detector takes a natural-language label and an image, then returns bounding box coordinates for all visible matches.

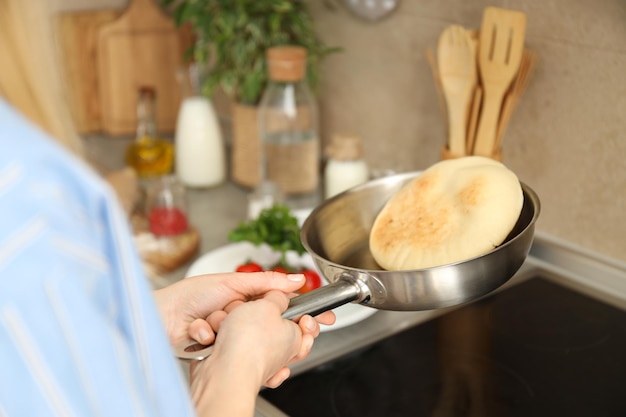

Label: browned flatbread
[369,156,523,270]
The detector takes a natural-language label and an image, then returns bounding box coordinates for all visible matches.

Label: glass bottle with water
[257,46,321,212]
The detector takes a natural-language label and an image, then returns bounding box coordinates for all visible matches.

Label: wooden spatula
[473,7,527,157]
[437,25,477,157]
[466,85,483,154]
[425,48,448,127]
[494,49,537,150]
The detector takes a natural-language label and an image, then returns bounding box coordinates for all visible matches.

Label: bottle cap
[138,86,156,99]
[266,46,307,82]
[326,134,364,161]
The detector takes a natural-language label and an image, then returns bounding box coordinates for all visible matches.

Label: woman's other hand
[154,271,335,347]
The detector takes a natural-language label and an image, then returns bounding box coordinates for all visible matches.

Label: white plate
[185,242,376,332]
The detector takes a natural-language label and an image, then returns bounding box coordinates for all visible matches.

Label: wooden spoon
[473,7,527,157]
[437,25,477,157]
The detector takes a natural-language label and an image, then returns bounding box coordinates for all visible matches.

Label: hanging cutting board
[97,0,186,135]
[56,9,122,133]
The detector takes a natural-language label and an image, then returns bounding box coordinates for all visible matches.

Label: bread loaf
[369,156,523,270]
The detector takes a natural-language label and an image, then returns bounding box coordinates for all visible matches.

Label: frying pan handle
[175,274,365,361]
[282,274,364,320]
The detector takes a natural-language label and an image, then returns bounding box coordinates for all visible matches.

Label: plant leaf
[169,0,341,103]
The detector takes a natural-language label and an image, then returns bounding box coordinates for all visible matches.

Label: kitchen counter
[84,135,250,284]
[168,180,626,416]
[159,182,250,282]
[84,136,626,417]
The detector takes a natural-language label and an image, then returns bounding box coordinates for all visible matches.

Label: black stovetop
[261,277,626,417]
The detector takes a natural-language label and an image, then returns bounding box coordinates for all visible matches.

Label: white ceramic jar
[324,134,369,199]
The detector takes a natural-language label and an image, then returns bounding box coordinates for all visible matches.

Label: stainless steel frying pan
[176,171,540,360]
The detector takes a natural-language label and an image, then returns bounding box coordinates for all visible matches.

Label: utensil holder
[440,146,503,162]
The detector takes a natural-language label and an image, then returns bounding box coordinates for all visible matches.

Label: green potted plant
[161,0,339,187]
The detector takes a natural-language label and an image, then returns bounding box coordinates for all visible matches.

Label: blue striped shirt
[0,99,196,416]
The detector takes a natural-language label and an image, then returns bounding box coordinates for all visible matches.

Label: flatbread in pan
[369,156,523,270]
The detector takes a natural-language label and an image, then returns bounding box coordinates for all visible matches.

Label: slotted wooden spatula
[473,7,527,157]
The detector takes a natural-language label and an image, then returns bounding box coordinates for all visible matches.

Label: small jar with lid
[257,45,320,210]
[324,134,369,199]
[144,175,189,237]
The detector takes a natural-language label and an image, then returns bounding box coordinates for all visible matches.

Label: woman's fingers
[223,300,244,313]
[206,310,228,333]
[167,271,305,324]
[264,367,291,389]
[296,333,314,361]
[314,310,336,326]
[196,302,335,345]
[298,315,319,337]
[260,290,291,313]
[187,318,216,345]
[221,271,306,301]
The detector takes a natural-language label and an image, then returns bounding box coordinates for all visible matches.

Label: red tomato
[299,269,322,294]
[272,265,290,274]
[148,207,189,236]
[236,262,263,273]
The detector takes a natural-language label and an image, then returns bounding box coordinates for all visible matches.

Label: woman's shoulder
[0,99,121,251]
[0,98,108,199]
[0,98,142,297]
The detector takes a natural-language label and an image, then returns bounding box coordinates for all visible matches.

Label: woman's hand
[154,271,335,347]
[188,289,321,416]
[202,291,325,388]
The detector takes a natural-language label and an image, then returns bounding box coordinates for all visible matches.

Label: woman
[0,1,334,416]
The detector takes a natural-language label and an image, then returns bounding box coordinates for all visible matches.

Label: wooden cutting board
[56,9,122,133]
[97,0,187,135]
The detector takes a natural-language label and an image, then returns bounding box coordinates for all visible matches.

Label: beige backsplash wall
[308,0,626,264]
[55,0,626,264]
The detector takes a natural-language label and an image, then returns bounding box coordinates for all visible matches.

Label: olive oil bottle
[125,87,174,179]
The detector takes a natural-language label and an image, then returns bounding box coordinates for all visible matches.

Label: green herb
[160,0,341,105]
[228,204,305,265]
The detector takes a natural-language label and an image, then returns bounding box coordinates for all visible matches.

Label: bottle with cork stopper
[324,134,369,199]
[257,45,320,211]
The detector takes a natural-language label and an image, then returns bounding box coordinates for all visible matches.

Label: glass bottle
[258,46,321,211]
[125,86,174,179]
[175,64,226,188]
[246,180,284,220]
[324,134,369,199]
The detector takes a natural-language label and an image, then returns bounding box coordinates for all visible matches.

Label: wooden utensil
[494,49,537,150]
[56,9,122,133]
[437,25,477,157]
[466,85,483,154]
[425,48,448,128]
[97,0,187,135]
[473,7,527,157]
